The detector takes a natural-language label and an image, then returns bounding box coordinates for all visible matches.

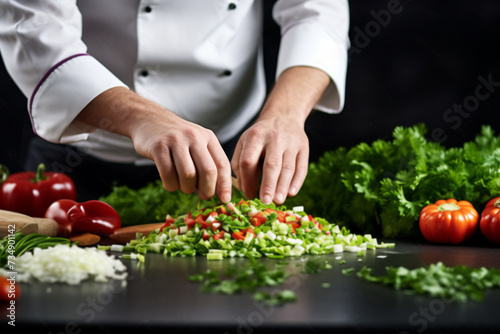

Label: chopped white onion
[15,244,127,285]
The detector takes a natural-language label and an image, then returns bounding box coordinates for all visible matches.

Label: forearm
[258,66,330,124]
[72,86,168,140]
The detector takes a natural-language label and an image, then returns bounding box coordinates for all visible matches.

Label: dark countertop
[4,238,500,333]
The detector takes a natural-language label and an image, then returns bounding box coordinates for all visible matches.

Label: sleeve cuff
[29,54,128,143]
[276,22,348,113]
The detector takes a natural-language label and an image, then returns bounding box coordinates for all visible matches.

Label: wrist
[75,86,173,140]
[259,66,330,124]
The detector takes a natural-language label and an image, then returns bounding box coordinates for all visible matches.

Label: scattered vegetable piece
[419,199,478,244]
[355,262,500,302]
[188,255,301,306]
[0,163,76,218]
[480,197,500,244]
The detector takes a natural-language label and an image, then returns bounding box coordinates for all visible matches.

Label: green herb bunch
[285,124,500,238]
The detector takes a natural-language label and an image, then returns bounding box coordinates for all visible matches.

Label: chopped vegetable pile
[353,262,500,302]
[106,199,394,260]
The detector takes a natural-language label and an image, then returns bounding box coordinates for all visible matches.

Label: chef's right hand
[74,87,232,203]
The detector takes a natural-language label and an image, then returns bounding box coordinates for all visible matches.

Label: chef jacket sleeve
[0,0,128,144]
[273,0,350,113]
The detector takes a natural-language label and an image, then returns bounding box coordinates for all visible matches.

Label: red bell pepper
[0,163,76,218]
[45,199,121,237]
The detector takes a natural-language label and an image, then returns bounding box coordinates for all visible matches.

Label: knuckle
[179,168,197,180]
[239,157,256,170]
[263,158,281,171]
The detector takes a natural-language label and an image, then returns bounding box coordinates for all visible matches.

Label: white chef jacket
[0,0,350,165]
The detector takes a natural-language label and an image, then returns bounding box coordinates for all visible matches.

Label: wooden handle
[110,222,165,244]
[0,209,59,238]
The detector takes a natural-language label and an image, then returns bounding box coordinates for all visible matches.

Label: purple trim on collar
[28,53,90,134]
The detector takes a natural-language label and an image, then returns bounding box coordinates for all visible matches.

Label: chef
[0,0,350,205]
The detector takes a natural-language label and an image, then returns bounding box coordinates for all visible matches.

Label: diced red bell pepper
[290,223,300,234]
[202,230,210,240]
[159,215,175,233]
[217,205,228,215]
[250,217,261,227]
[212,231,226,241]
[240,227,256,238]
[184,213,196,229]
[276,211,286,223]
[196,213,211,229]
[232,231,245,240]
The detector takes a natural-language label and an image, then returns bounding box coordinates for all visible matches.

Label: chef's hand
[231,66,330,205]
[73,87,233,203]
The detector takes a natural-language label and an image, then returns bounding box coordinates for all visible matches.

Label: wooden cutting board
[0,209,59,238]
[0,209,101,246]
[109,222,165,244]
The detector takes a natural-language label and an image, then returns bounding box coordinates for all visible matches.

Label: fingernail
[221,193,231,203]
[262,195,272,204]
[275,192,284,204]
[289,187,297,196]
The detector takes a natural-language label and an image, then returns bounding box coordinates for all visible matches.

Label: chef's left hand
[231,66,330,205]
[231,113,309,205]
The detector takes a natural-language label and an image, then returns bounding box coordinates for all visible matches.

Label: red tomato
[480,197,500,244]
[419,199,479,244]
[0,276,20,302]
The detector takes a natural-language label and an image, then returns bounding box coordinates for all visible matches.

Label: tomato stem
[0,164,9,185]
[32,163,48,183]
[494,199,500,208]
[437,203,460,212]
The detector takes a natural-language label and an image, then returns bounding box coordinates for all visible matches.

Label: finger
[151,145,179,192]
[289,146,309,197]
[237,138,264,200]
[190,144,218,200]
[171,146,197,194]
[259,144,283,205]
[230,140,243,181]
[273,150,296,204]
[208,139,232,203]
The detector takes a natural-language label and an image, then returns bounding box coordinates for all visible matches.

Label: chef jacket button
[228,3,237,10]
[140,70,149,77]
[144,5,152,13]
[220,70,232,77]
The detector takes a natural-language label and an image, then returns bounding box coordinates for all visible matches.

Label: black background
[1,0,499,174]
